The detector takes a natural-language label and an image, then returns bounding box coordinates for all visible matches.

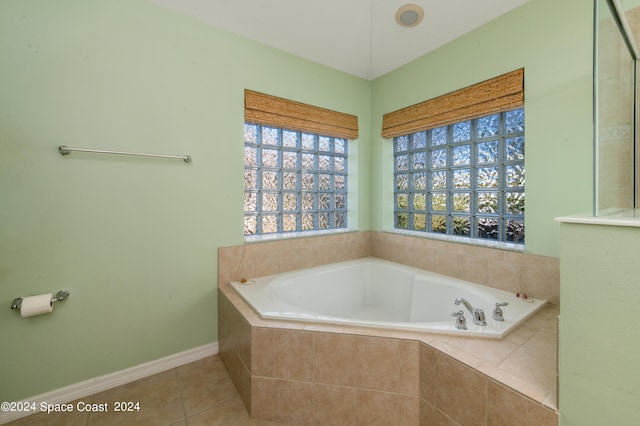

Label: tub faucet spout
[454,297,487,326]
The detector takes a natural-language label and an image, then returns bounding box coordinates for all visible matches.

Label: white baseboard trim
[0,342,218,425]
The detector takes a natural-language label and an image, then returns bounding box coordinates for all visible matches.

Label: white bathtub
[230,257,546,338]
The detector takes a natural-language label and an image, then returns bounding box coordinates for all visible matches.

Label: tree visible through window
[393,108,525,243]
[244,124,348,236]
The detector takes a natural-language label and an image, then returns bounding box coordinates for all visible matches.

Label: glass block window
[244,123,348,236]
[393,108,525,244]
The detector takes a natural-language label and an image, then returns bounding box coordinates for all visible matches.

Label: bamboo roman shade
[381,68,524,139]
[245,89,359,140]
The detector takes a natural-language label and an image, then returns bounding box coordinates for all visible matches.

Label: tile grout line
[173,367,189,425]
[312,333,316,425]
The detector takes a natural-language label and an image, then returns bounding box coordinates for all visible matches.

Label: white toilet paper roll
[20,293,54,318]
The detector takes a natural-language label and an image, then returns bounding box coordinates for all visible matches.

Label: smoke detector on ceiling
[395,4,424,28]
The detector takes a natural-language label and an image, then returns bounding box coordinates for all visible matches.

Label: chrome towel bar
[58,145,192,163]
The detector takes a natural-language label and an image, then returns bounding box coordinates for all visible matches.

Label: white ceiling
[147,0,530,80]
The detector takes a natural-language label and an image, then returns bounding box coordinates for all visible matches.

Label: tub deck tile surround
[370,231,559,305]
[218,231,559,425]
[220,231,559,305]
[218,231,373,287]
[219,285,557,425]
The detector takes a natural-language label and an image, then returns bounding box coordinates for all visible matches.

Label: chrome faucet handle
[473,309,487,326]
[451,310,467,330]
[493,302,509,321]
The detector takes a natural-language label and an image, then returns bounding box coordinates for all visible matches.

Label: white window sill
[385,228,525,252]
[244,227,355,243]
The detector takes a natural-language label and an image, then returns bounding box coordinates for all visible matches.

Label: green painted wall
[559,223,640,425]
[371,0,594,257]
[0,0,371,401]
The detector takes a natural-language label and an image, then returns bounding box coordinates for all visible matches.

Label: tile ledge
[556,209,640,227]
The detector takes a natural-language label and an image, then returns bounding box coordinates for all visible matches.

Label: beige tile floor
[5,355,277,426]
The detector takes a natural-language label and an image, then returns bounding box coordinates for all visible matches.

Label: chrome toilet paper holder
[11,290,70,311]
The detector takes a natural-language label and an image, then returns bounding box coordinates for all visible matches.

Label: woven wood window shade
[381,68,524,139]
[245,89,359,140]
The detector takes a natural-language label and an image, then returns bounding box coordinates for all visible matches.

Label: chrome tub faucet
[493,302,509,321]
[454,297,487,326]
[451,310,467,330]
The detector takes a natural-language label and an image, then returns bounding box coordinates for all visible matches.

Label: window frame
[393,108,525,244]
[244,123,349,238]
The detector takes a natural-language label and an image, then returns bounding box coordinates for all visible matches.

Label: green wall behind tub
[370,0,594,258]
[0,0,371,401]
